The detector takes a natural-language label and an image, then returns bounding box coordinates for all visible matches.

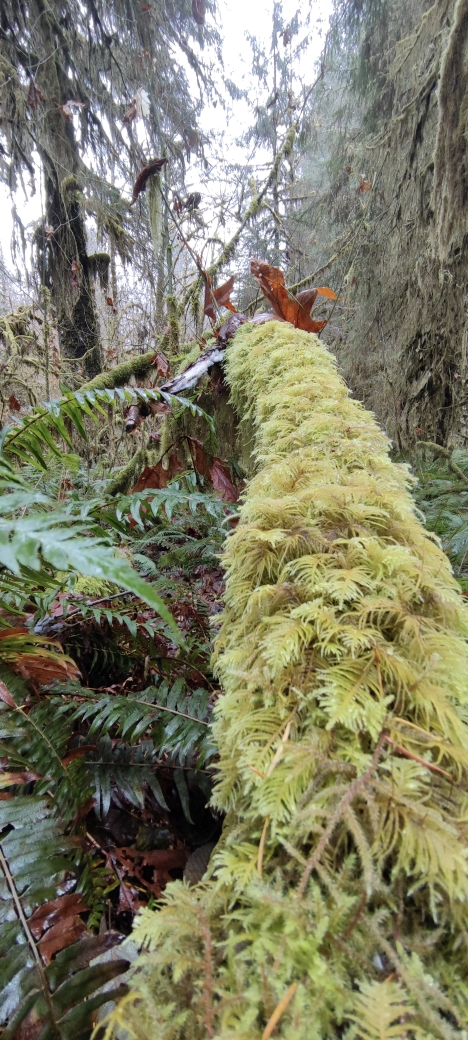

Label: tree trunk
[32,0,102,379]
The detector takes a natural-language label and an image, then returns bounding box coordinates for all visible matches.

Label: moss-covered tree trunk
[31,0,102,379]
[112,321,468,1040]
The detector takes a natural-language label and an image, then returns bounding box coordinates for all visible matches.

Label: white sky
[0,0,333,280]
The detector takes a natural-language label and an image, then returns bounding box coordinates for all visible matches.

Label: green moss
[112,321,468,1039]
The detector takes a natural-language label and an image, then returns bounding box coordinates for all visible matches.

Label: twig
[296,730,387,900]
[257,816,270,875]
[262,982,298,1040]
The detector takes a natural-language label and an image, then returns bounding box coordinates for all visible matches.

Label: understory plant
[0,384,229,1036]
[111,321,468,1040]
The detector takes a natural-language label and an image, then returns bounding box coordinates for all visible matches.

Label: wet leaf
[250,259,335,333]
[132,452,183,492]
[209,457,239,502]
[217,313,248,346]
[39,918,87,964]
[186,437,238,501]
[187,437,211,480]
[131,157,168,204]
[204,275,236,321]
[154,352,169,377]
[29,893,89,939]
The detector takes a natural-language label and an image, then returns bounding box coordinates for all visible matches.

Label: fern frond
[0,795,128,1039]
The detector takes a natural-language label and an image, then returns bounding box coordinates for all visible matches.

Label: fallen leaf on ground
[132,451,183,491]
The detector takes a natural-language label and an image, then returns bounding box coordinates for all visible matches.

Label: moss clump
[112,322,468,1040]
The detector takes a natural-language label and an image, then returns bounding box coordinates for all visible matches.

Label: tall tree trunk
[32,0,102,379]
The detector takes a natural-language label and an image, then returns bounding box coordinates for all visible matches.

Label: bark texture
[324,0,468,448]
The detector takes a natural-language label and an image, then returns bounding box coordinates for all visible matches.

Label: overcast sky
[0,0,332,278]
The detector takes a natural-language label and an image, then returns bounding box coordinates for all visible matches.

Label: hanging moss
[166,293,180,358]
[432,0,468,259]
[111,321,468,1040]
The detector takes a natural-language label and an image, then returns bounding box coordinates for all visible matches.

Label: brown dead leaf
[8,394,21,412]
[132,451,183,492]
[250,259,335,333]
[130,157,168,205]
[209,458,239,502]
[61,745,95,766]
[204,275,236,321]
[187,437,211,480]
[29,893,89,939]
[14,652,80,685]
[123,100,137,123]
[217,312,248,346]
[356,174,372,193]
[316,286,338,300]
[39,918,87,964]
[29,892,90,965]
[70,259,81,287]
[187,437,239,502]
[0,679,16,708]
[154,352,169,377]
[0,770,41,788]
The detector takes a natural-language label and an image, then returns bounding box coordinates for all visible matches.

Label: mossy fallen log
[111,322,468,1039]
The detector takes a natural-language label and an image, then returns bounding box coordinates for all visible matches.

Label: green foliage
[0,795,128,1039]
[1,387,214,471]
[0,453,182,643]
[112,322,468,1039]
[0,385,225,1036]
[412,447,468,577]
